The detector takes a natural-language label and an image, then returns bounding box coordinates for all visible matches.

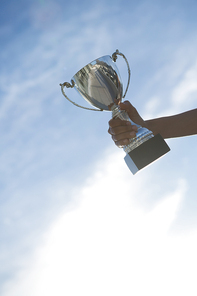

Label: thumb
[119,100,145,126]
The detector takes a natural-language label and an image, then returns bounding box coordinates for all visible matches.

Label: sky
[0,0,197,295]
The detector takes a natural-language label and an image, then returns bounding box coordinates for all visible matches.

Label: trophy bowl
[60,50,170,174]
[72,55,123,111]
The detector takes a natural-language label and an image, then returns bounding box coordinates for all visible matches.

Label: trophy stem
[111,104,154,153]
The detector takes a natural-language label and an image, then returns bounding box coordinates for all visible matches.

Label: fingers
[108,118,137,147]
[108,100,145,147]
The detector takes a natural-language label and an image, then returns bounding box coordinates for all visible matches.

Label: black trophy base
[124,134,170,175]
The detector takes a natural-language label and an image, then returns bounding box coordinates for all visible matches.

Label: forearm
[144,109,197,139]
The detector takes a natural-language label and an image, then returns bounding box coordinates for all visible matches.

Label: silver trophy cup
[60,50,170,174]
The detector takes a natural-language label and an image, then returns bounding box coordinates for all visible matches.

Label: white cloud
[143,96,161,118]
[2,150,195,296]
[143,60,197,120]
[171,60,197,108]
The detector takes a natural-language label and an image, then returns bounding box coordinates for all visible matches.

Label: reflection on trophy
[60,50,170,174]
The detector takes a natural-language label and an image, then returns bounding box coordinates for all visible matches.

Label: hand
[108,101,146,147]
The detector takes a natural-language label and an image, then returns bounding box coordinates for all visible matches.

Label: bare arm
[145,109,197,139]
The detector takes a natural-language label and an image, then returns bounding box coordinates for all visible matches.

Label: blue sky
[0,0,197,295]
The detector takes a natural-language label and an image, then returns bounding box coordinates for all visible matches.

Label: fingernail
[132,125,138,131]
[123,139,129,144]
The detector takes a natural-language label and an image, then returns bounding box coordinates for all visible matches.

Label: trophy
[60,50,170,174]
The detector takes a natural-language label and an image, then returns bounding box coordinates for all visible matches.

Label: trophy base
[124,134,170,175]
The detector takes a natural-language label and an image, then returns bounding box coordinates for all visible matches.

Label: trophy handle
[59,81,103,111]
[112,49,131,99]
